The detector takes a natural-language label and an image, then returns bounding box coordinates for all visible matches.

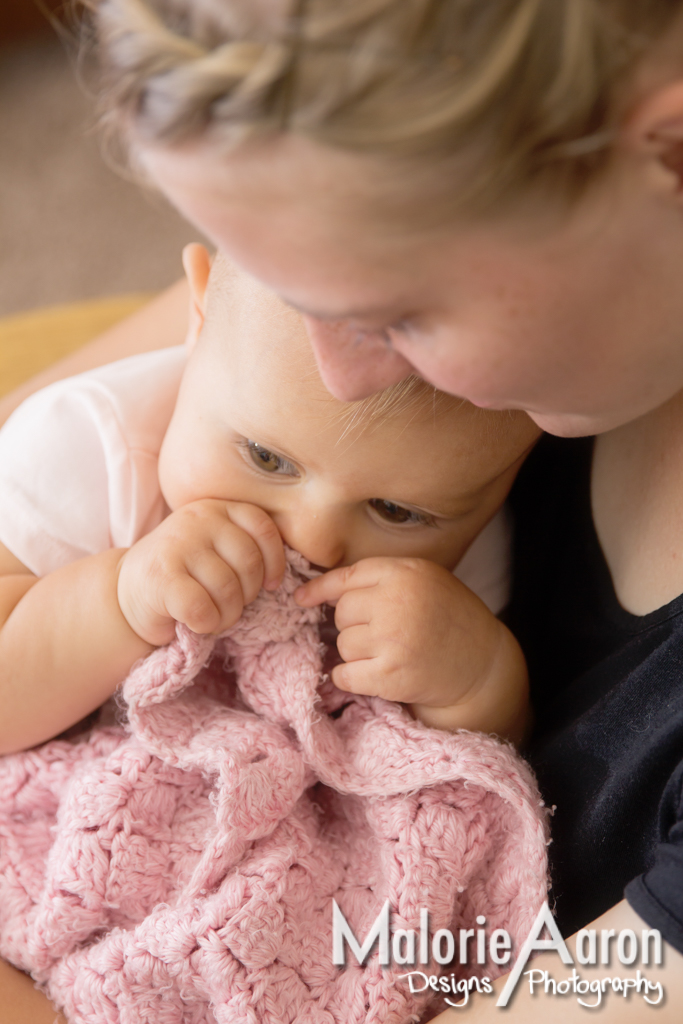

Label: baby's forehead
[205,253,251,320]
[205,255,336,378]
[207,255,308,340]
[203,253,539,472]
[208,252,281,310]
[369,398,538,467]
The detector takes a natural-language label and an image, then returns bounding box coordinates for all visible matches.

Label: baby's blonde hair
[88,0,683,215]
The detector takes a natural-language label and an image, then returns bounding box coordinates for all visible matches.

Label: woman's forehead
[144,134,575,328]
[141,133,485,264]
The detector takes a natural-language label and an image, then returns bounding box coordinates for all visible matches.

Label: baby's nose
[278,512,345,570]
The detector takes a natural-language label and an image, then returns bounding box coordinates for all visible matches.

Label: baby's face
[158,268,540,571]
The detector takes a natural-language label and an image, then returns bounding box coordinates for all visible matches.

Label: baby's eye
[246,441,298,476]
[368,498,432,527]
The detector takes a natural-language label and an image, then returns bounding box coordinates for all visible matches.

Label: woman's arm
[427,900,683,1022]
[0,278,189,429]
[0,960,67,1024]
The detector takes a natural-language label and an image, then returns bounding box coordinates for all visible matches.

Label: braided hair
[89,0,683,213]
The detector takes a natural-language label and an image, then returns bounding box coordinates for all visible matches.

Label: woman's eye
[386,319,409,337]
[364,323,409,348]
[246,441,298,476]
[368,498,431,526]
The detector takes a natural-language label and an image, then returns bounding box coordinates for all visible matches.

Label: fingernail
[294,585,307,604]
[264,577,281,591]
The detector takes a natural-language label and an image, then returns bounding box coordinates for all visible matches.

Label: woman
[3,0,683,1018]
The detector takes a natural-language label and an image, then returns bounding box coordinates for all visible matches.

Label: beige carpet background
[0,32,203,318]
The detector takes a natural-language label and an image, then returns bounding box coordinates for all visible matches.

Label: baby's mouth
[307,561,332,575]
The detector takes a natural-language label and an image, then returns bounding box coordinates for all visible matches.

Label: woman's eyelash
[386,319,409,335]
[368,498,435,527]
[352,320,410,347]
[241,440,299,476]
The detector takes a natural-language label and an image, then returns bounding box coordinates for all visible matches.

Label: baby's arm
[0,541,153,755]
[295,558,529,744]
[0,500,285,755]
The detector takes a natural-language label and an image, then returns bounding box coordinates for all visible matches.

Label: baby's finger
[331,658,383,697]
[211,523,267,607]
[295,560,383,607]
[336,623,375,664]
[224,502,286,590]
[184,548,246,630]
[334,588,378,631]
[163,572,222,635]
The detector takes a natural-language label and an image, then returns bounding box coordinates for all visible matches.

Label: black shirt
[507,434,683,950]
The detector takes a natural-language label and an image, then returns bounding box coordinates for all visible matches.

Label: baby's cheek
[158,430,214,512]
[419,526,478,571]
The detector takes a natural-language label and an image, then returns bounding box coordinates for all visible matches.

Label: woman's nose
[275,510,346,570]
[303,316,414,401]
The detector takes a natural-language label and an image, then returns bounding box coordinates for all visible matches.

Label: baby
[0,245,540,755]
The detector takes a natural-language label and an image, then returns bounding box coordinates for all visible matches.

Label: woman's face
[141,132,683,437]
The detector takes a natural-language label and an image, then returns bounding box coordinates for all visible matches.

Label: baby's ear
[182,243,212,351]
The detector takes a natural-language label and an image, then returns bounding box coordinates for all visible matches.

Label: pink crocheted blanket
[0,551,548,1024]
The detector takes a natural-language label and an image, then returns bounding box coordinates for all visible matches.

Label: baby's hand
[296,557,529,742]
[117,500,286,646]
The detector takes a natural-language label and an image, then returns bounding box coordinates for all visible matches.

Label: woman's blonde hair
[88,0,683,213]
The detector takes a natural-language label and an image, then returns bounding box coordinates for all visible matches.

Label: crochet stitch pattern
[0,550,548,1023]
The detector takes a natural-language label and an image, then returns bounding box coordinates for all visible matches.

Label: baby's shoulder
[4,346,187,455]
[0,347,187,575]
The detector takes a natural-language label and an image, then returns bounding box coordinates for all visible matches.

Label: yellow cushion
[0,295,153,398]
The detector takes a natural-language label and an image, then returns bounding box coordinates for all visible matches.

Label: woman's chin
[526,410,615,438]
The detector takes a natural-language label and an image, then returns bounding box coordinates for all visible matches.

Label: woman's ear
[182,243,212,351]
[622,81,683,198]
